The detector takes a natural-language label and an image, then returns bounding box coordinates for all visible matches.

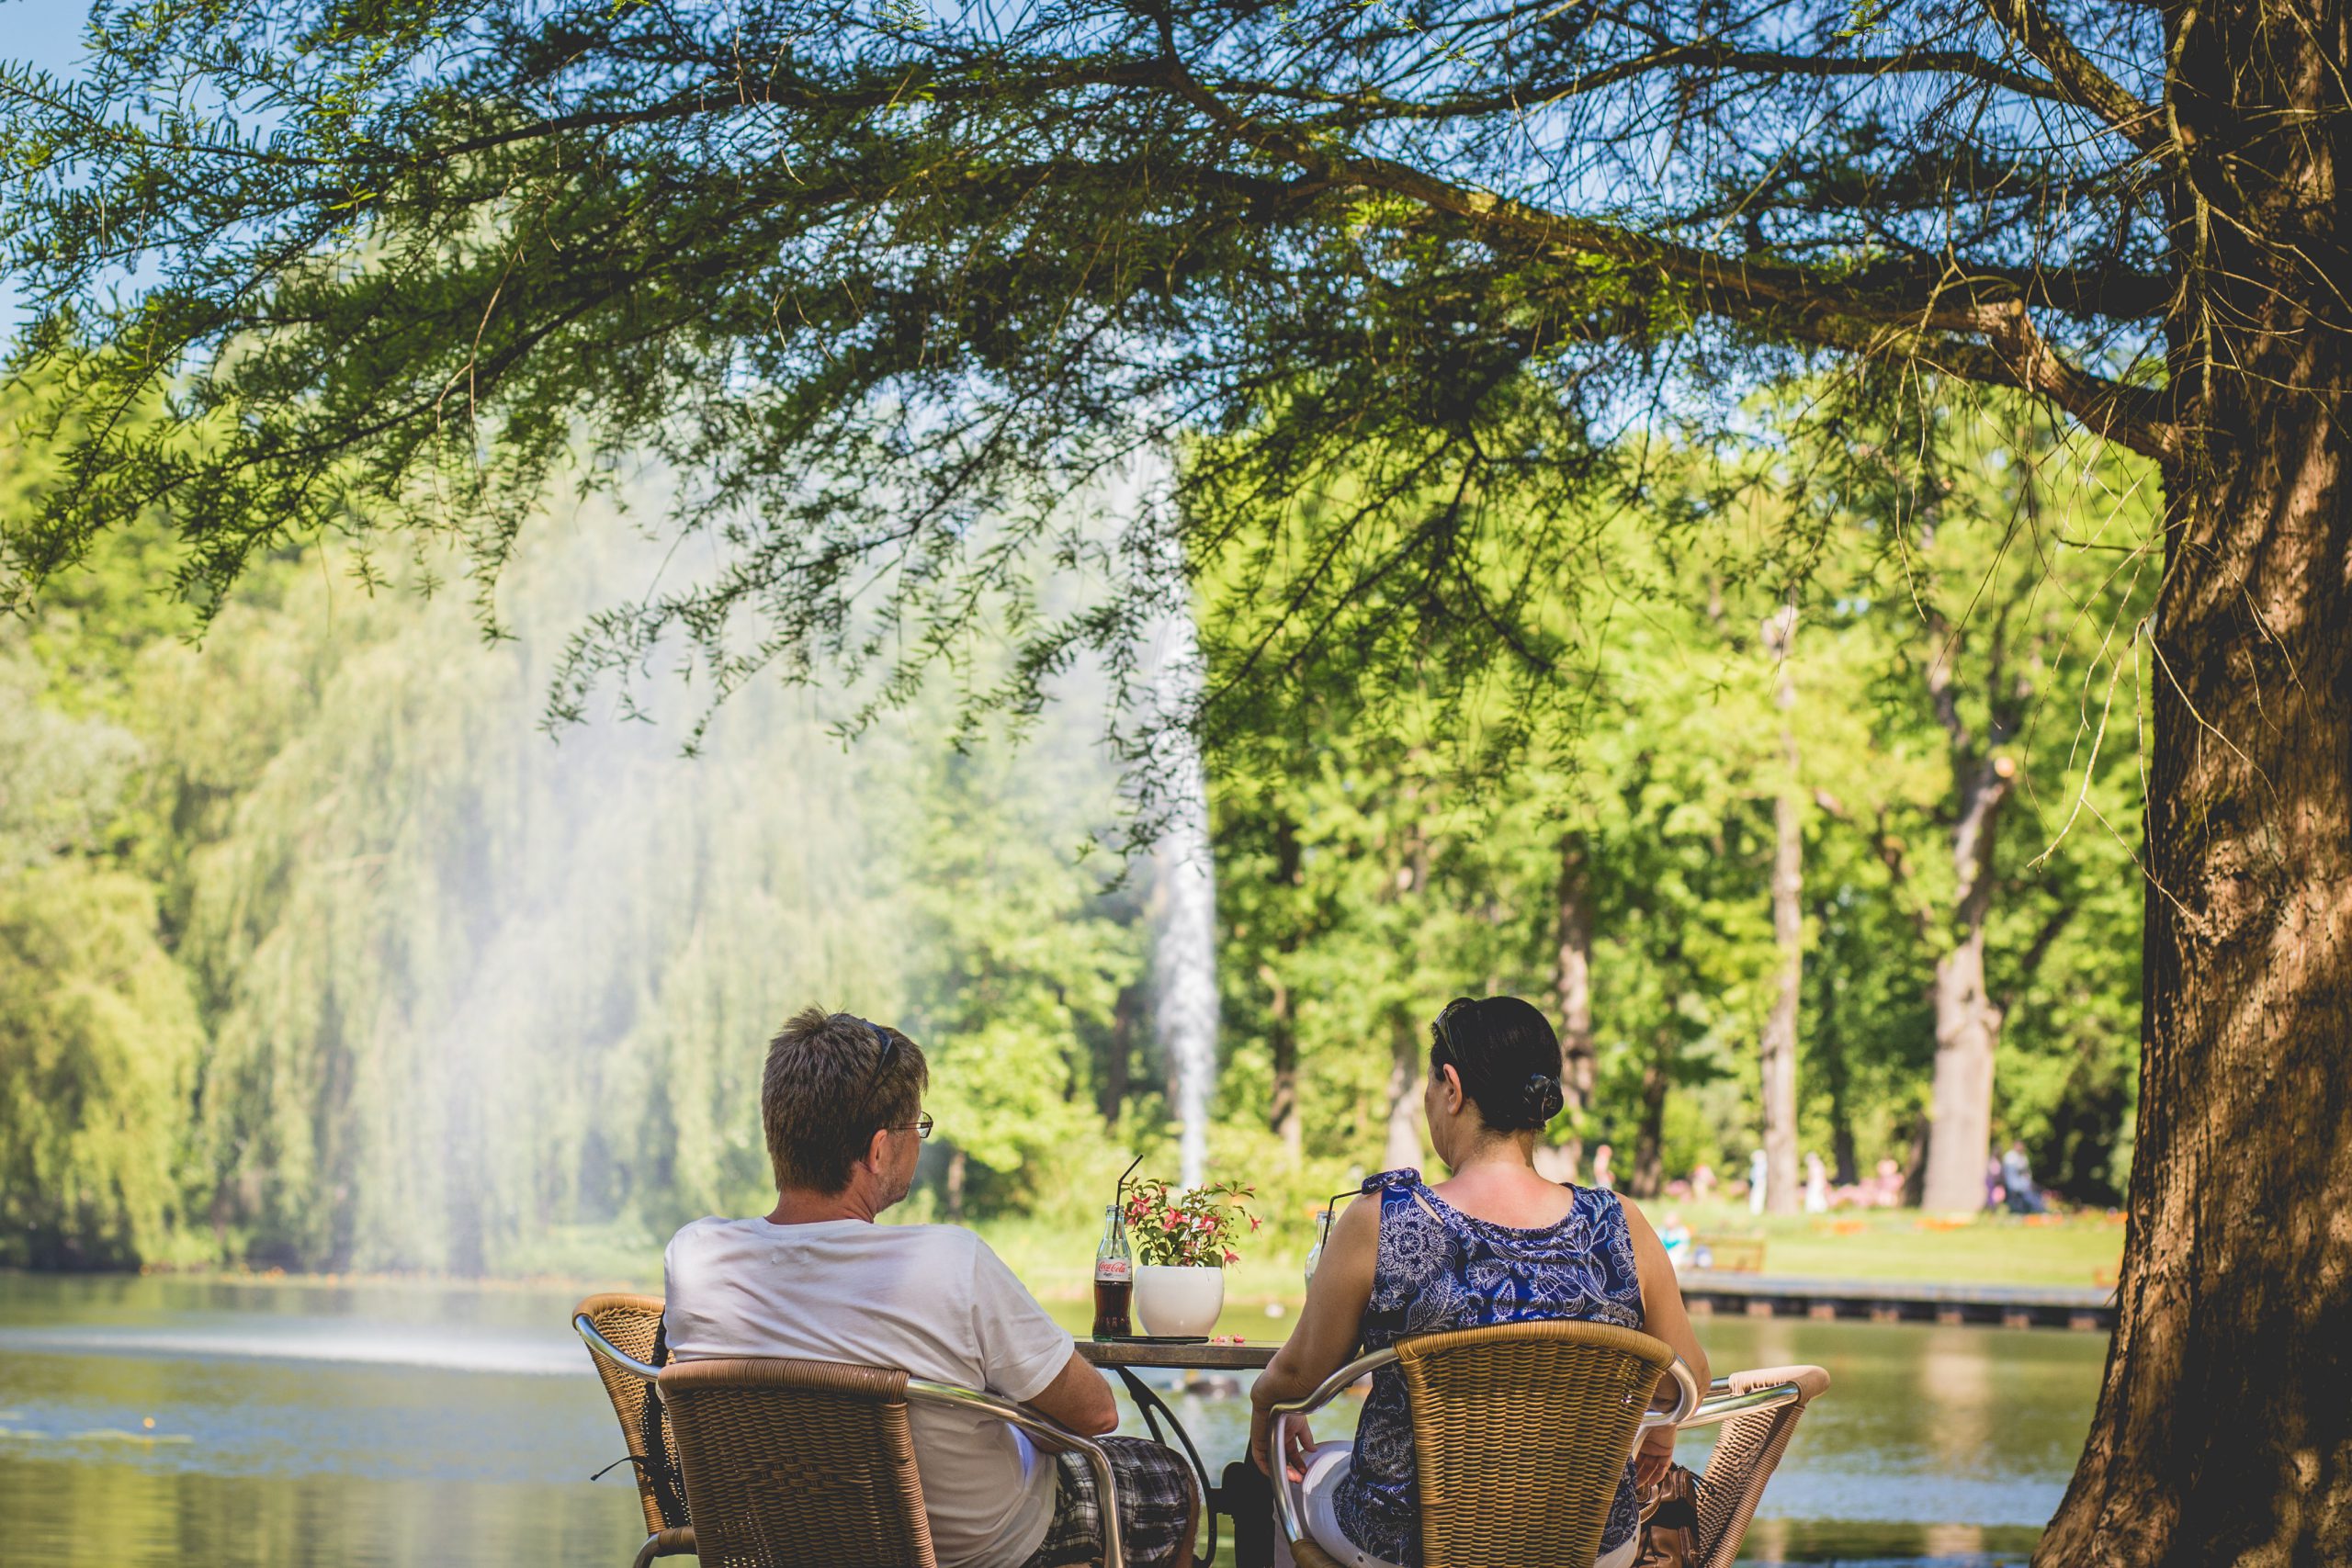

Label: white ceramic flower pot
[1134,1264,1226,1337]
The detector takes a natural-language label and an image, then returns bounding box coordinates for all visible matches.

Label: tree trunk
[2039,17,2352,1549]
[1919,757,2015,1213]
[1813,904,1859,1186]
[1263,962,1302,1162]
[944,1147,967,1222]
[1266,818,1305,1163]
[1100,982,1139,1124]
[1628,1031,1671,1199]
[1758,607,1803,1215]
[1535,829,1597,1182]
[1923,930,2002,1212]
[1383,1010,1425,1174]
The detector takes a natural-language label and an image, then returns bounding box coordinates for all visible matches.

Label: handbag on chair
[1632,1462,1701,1568]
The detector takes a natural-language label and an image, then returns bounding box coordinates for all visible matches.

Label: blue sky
[4,4,100,331]
[3,1,94,73]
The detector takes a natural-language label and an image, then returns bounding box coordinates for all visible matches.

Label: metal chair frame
[576,1311,1129,1568]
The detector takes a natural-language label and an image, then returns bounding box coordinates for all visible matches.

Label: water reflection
[3,1273,2102,1565]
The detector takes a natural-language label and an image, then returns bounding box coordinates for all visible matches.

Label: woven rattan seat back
[1393,1320,1677,1568]
[576,1292,678,1535]
[1691,1365,1829,1568]
[656,1357,937,1568]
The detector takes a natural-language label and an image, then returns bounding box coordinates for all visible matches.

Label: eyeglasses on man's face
[885,1112,934,1141]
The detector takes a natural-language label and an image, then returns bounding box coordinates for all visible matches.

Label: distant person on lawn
[2001,1140,2046,1214]
[663,1007,1198,1568]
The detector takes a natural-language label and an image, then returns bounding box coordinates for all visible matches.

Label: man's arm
[964,1235,1115,1436]
[1024,1348,1118,1437]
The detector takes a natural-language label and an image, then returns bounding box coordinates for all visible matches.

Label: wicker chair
[1270,1320,1701,1568]
[655,1357,1131,1568]
[574,1298,1134,1568]
[575,1294,696,1568]
[1676,1364,1833,1568]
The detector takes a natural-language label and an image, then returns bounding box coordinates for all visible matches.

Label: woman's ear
[1436,1062,1466,1115]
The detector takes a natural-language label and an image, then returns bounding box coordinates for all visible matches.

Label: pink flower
[1163,1209,1182,1228]
[1224,1249,1239,1265]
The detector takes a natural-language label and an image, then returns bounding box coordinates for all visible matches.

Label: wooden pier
[1679,1270,2115,1331]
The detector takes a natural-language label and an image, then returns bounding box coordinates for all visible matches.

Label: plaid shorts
[1023,1436,1199,1568]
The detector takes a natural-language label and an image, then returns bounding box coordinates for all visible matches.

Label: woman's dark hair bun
[1428,995,1565,1132]
[1523,1073,1566,1123]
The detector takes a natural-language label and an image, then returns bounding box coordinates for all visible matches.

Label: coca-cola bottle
[1092,1203,1133,1337]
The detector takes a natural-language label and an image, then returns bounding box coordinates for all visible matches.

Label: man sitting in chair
[665,1006,1198,1568]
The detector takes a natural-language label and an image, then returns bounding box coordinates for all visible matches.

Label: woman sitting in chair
[1250,996,1709,1568]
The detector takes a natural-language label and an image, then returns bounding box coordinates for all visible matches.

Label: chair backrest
[1394,1319,1678,1568]
[576,1292,680,1536]
[656,1356,937,1568]
[1693,1365,1829,1568]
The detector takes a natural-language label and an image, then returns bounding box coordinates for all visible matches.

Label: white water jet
[1131,453,1219,1190]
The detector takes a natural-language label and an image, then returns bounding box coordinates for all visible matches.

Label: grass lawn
[1661,1201,2126,1288]
[981,1201,2126,1339]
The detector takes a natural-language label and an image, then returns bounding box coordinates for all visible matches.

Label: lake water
[0,1272,2102,1566]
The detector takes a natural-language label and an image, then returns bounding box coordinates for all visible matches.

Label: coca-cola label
[1095,1259,1131,1280]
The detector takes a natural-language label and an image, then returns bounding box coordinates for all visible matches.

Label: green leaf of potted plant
[1123,1178,1260,1336]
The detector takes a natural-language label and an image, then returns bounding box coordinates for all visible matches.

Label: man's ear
[864,1127,891,1172]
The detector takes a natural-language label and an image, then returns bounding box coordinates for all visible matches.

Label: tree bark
[2038,7,2352,1548]
[1758,607,1804,1215]
[1535,829,1597,1183]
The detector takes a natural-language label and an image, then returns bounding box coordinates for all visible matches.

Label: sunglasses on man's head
[851,1018,929,1139]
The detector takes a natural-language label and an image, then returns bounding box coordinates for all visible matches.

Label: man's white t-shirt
[663,1217,1076,1568]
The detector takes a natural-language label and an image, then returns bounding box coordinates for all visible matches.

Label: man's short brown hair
[762,1007,930,1194]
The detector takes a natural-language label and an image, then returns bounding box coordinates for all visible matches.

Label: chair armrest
[1263,1348,1401,1547]
[1640,1359,1702,1433]
[629,1526,695,1568]
[906,1382,1128,1568]
[1677,1380,1803,1430]
[575,1314,662,1382]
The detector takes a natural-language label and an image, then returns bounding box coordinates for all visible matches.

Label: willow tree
[2,0,2345,1558]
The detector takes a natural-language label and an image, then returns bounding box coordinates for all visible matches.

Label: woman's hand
[1634,1423,1677,1491]
[1241,1401,1317,1485]
[1249,1398,1274,1475]
[1249,1401,1316,1480]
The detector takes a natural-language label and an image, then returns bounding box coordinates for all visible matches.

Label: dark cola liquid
[1092,1276,1133,1337]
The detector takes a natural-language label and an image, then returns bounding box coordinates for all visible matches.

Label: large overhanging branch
[1156,39,2178,463]
[1216,41,2077,120]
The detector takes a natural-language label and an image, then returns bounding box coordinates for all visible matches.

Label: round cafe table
[1076,1338,1281,1565]
[1077,1338,1279,1371]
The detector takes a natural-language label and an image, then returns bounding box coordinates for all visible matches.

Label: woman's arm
[1622,1197,1709,1484]
[1249,1193,1379,1477]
